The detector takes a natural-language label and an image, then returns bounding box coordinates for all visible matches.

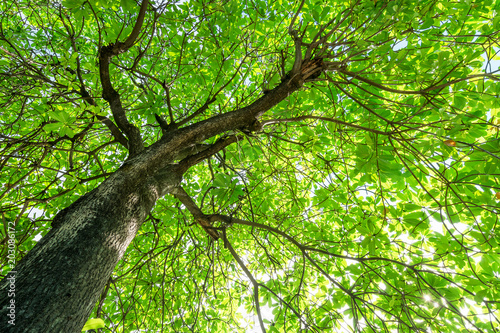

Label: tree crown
[1,0,499,332]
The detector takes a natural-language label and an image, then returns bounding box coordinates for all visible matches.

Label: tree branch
[222,235,267,333]
[177,135,242,173]
[77,88,129,147]
[99,51,144,155]
[98,0,150,156]
[122,0,150,50]
[209,214,422,270]
[171,187,220,240]
[288,0,305,35]
[161,81,175,124]
[336,67,500,95]
[176,96,217,128]
[122,70,311,177]
[262,115,393,135]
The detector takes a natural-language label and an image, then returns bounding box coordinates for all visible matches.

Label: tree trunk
[0,162,181,332]
[0,69,309,332]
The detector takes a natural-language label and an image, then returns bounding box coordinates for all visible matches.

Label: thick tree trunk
[0,162,181,332]
[0,69,312,331]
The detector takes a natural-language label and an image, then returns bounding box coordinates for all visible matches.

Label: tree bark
[0,162,182,332]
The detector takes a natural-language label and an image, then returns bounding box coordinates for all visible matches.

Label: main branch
[98,0,150,157]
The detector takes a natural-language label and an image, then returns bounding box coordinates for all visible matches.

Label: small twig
[262,115,393,136]
[161,80,175,124]
[222,235,267,333]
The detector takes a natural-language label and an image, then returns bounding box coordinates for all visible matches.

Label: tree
[0,0,499,331]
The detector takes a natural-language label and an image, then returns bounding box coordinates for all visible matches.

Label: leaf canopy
[1,0,500,332]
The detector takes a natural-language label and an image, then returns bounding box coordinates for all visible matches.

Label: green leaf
[82,318,104,331]
[62,0,84,9]
[120,0,135,11]
[48,111,65,122]
[474,289,488,304]
[44,122,62,131]
[454,95,467,109]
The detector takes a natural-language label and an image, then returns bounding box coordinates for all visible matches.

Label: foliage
[1,0,500,332]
